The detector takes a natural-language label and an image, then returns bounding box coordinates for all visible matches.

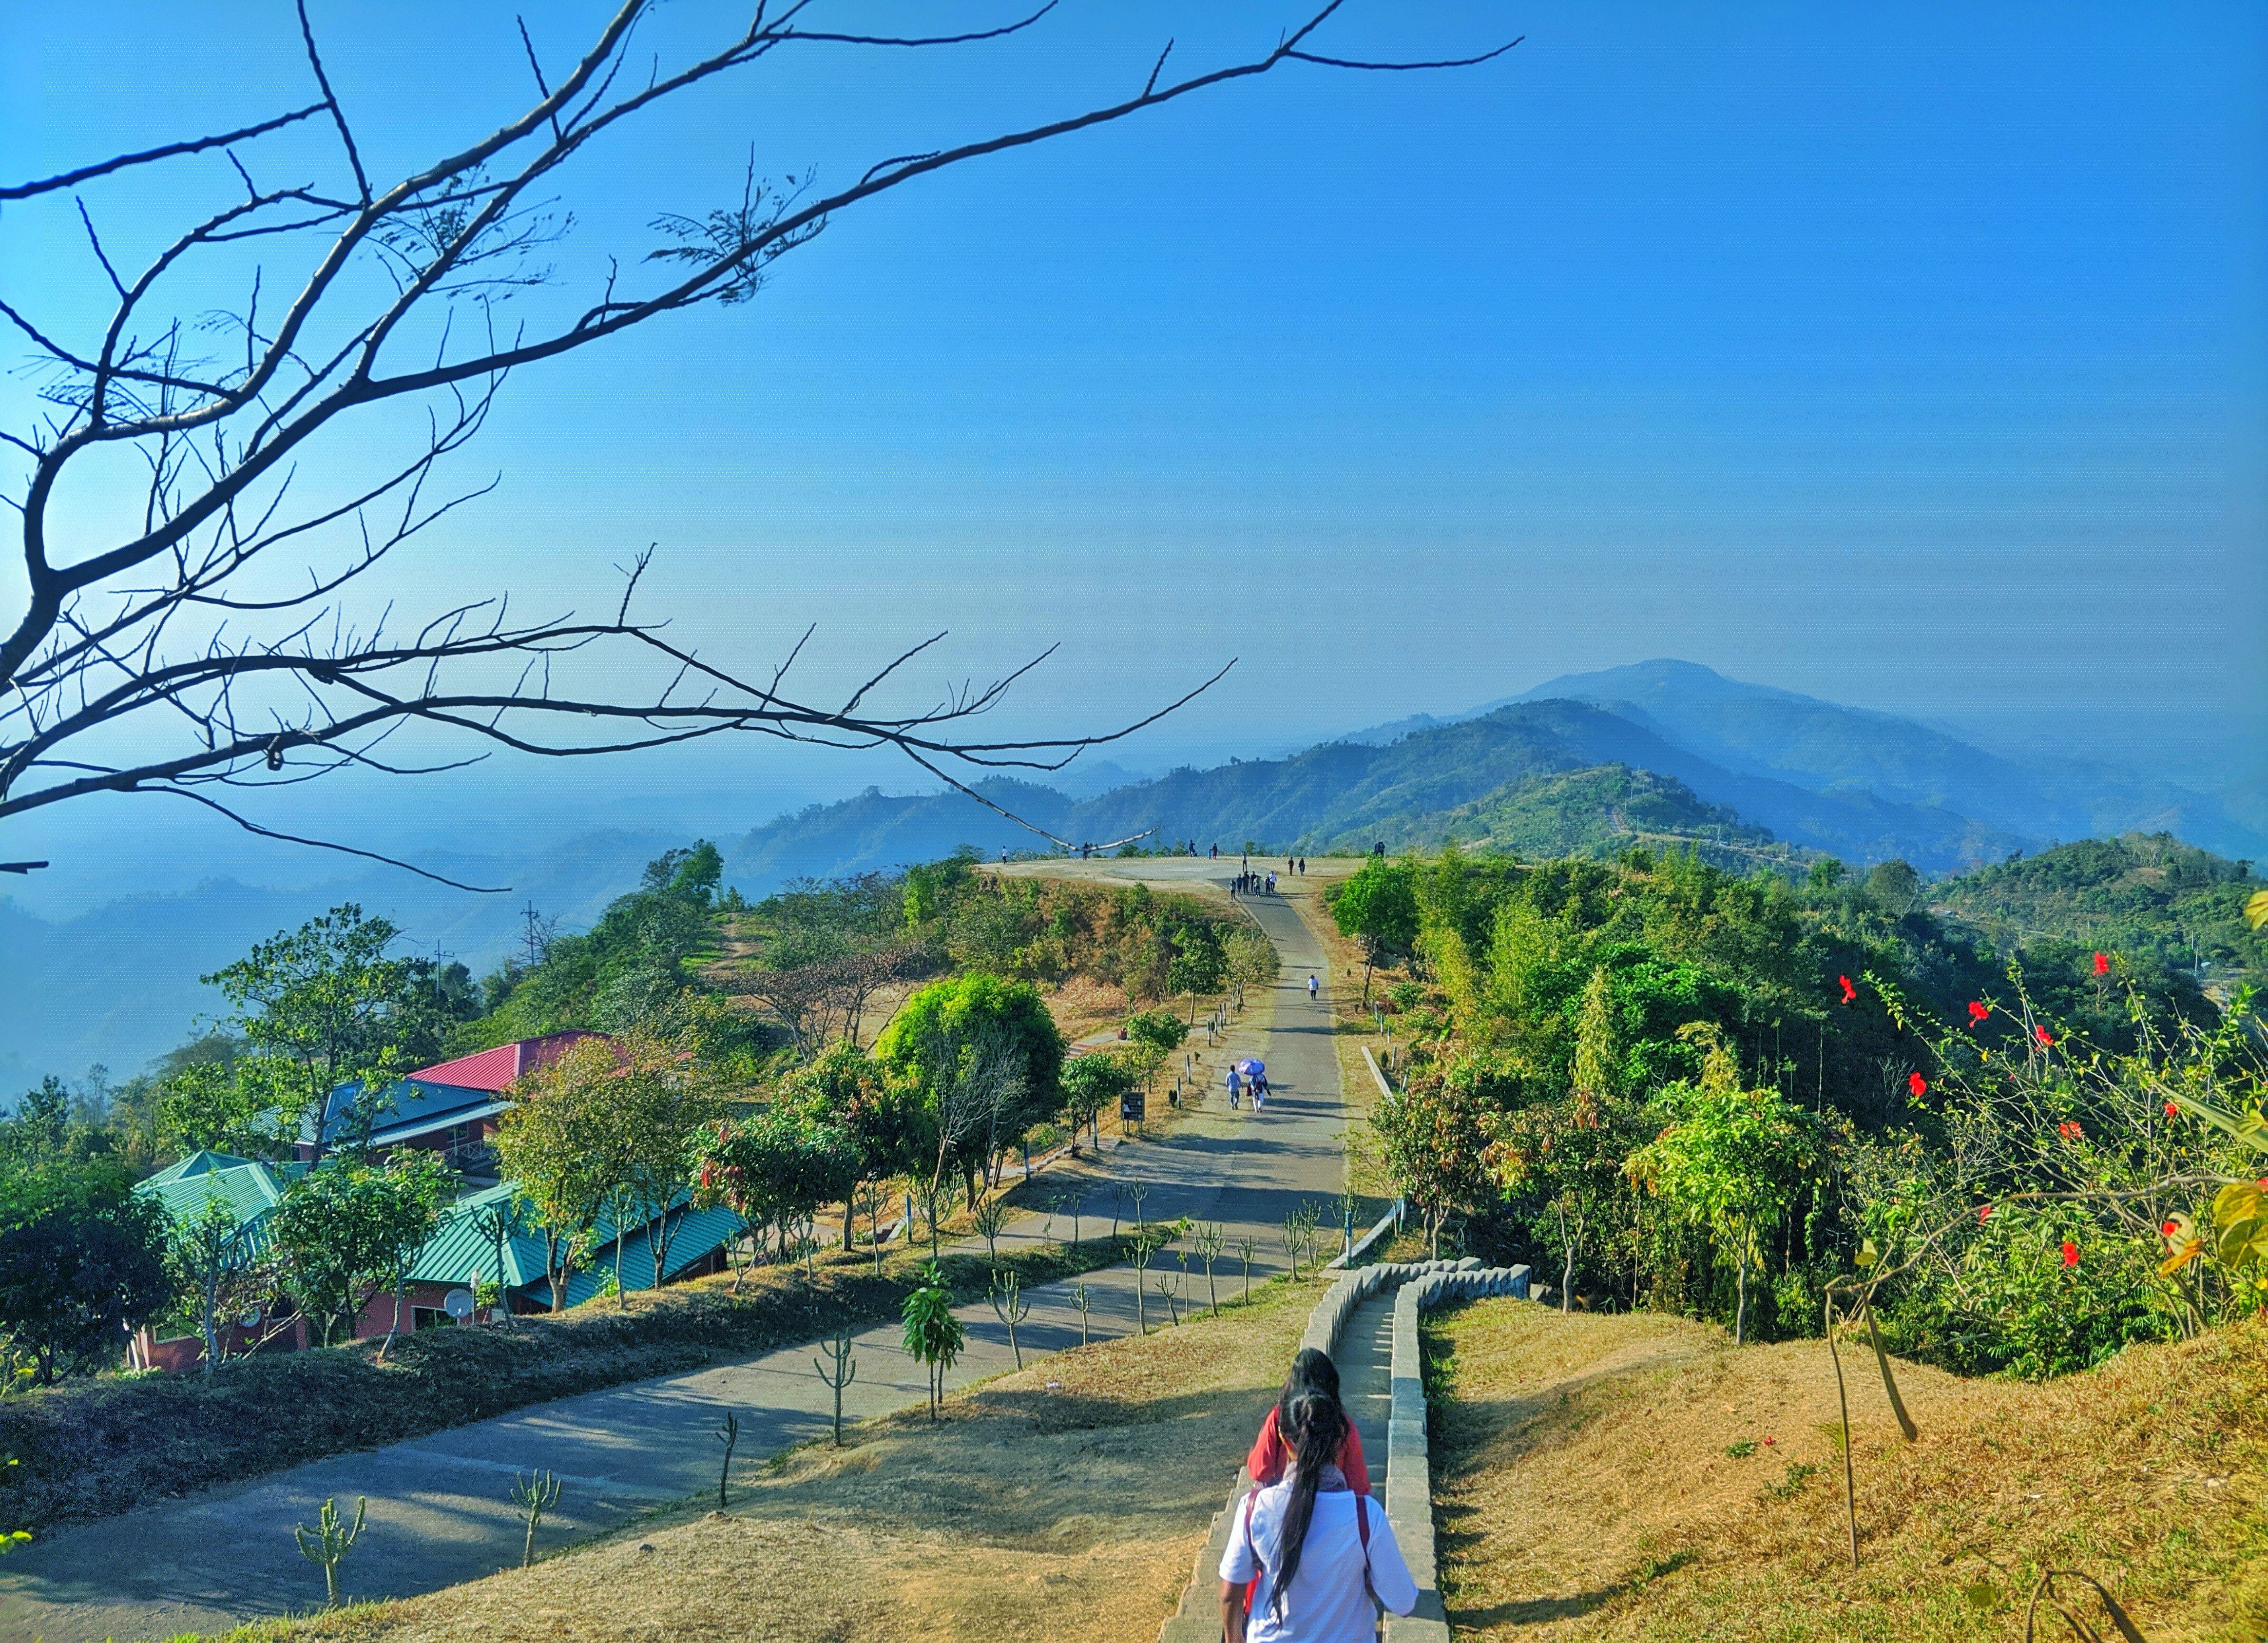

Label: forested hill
[1353,764,1787,867]
[1928,833,2264,985]
[726,699,2027,881]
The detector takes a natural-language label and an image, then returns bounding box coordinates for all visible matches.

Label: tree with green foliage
[163,1191,265,1377]
[1331,856,1420,1005]
[201,905,442,1164]
[1059,1051,1133,1150]
[490,1036,621,1311]
[599,1032,728,1293]
[267,1153,453,1350]
[0,1158,171,1384]
[772,1042,914,1249]
[1628,1030,1822,1346]
[691,1106,856,1273]
[875,973,1065,1210]
[369,1152,457,1361]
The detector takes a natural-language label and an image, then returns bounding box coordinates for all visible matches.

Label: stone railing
[1384,1263,1529,1642]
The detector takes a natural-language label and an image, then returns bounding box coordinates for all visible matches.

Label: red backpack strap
[1239,1490,1260,1616]
[1354,1493,1378,1607]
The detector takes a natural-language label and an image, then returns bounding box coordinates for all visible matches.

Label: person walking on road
[1308,973,1319,1001]
[1227,1065,1242,1109]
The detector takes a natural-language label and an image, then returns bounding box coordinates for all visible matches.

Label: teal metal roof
[136,1157,745,1311]
[407,1183,746,1307]
[560,1200,746,1309]
[406,1181,554,1289]
[134,1152,302,1245]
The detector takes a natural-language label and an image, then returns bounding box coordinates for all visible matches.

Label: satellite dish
[442,1287,476,1320]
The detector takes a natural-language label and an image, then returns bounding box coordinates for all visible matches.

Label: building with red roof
[408,1029,611,1091]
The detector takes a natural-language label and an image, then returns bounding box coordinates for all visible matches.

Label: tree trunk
[379,1277,404,1363]
[200,1272,222,1380]
[843,1195,857,1257]
[615,1218,627,1311]
[1735,1248,1749,1347]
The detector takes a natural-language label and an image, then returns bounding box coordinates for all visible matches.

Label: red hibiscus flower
[1838,974,1857,1005]
[2165,1101,2180,1119]
[2092,951,2110,976]
[1967,1001,1990,1024]
[1907,1071,1928,1099]
[2034,1025,2055,1047]
[2060,1241,2079,1268]
[2162,1220,2180,1238]
[2057,1120,2083,1141]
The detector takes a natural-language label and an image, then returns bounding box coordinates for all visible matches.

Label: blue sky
[3,0,2264,841]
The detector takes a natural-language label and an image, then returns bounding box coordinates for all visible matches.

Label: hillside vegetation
[1424,1296,2268,1640]
[1929,832,2264,987]
[1349,763,1790,868]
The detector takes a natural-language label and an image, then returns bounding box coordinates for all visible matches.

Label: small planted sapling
[511,1469,562,1568]
[1107,1180,1127,1239]
[901,1262,965,1422]
[1128,1180,1151,1237]
[1192,1221,1226,1314]
[972,1196,1010,1262]
[1235,1233,1257,1303]
[715,1412,740,1508]
[814,1329,856,1445]
[292,1494,367,1606]
[1070,1279,1093,1347]
[989,1269,1031,1369]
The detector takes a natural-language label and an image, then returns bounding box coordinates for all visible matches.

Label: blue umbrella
[1236,1058,1265,1076]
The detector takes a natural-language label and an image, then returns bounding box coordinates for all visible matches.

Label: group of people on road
[1226,1062,1269,1111]
[1231,869,1277,895]
[1222,1347,1418,1641]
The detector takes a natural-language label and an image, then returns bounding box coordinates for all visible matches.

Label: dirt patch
[1425,1298,2268,1641]
[196,1275,1329,1643]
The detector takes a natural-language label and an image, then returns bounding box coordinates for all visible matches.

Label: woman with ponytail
[1220,1387,1417,1641]
[1248,1349,1370,1495]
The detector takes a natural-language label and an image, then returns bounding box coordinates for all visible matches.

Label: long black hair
[1269,1388,1350,1618]
[1277,1347,1341,1433]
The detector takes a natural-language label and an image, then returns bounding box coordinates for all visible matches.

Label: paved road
[0,867,1351,1643]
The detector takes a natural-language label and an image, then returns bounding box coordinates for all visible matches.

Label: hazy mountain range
[7,659,2262,1093]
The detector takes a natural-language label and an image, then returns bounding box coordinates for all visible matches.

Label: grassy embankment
[0,1218,1135,1538]
[1423,1296,2268,1640]
[166,1268,1330,1643]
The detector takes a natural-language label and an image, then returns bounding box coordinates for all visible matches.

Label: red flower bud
[2034,1025,2054,1047]
[2162,1220,2179,1238]
[1907,1071,1927,1099]
[1978,1204,1992,1222]
[2057,1120,2082,1140]
[2060,1240,2079,1268]
[2164,1101,2180,1119]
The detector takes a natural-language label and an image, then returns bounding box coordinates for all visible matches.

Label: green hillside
[1928,831,2264,985]
[1339,763,1799,870]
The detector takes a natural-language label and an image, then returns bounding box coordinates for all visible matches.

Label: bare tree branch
[0,104,327,201]
[1,1,1513,883]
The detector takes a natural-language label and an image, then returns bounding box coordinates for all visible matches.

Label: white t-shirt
[1220,1479,1418,1643]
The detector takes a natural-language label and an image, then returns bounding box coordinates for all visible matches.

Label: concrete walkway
[0,867,1353,1643]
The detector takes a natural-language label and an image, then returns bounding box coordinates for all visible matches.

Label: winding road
[0,861,1359,1643]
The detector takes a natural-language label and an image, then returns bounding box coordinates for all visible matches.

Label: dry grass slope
[173,1273,1329,1643]
[1424,1298,2268,1641]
